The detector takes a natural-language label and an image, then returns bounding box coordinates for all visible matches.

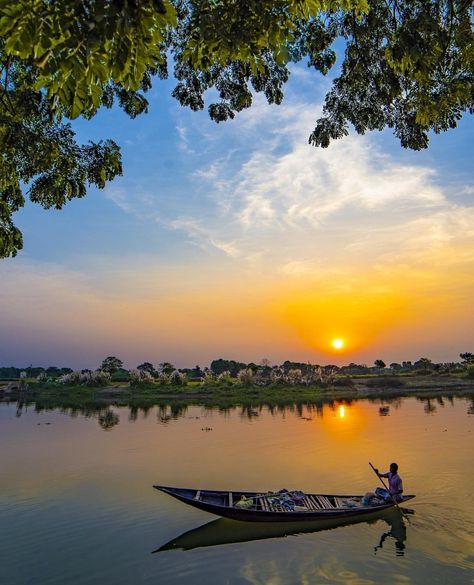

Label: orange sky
[0,95,472,368]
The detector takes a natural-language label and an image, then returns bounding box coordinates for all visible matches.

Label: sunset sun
[332,338,344,350]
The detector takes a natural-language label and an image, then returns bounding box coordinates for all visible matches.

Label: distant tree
[460,352,474,364]
[110,367,130,381]
[324,364,339,372]
[210,359,247,376]
[159,362,175,375]
[185,365,203,379]
[374,360,386,369]
[0,366,20,379]
[402,361,413,370]
[137,362,155,374]
[413,357,433,369]
[340,363,370,374]
[389,363,402,370]
[100,356,123,374]
[281,360,316,375]
[46,366,62,377]
[246,362,259,373]
[25,366,45,378]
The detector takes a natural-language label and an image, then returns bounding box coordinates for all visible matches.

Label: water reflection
[467,399,474,415]
[1,395,472,585]
[98,410,120,430]
[373,509,408,556]
[8,392,474,430]
[155,507,412,553]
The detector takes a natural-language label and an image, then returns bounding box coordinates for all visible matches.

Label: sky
[1,63,473,369]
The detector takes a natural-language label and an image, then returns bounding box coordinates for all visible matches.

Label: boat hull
[154,485,415,522]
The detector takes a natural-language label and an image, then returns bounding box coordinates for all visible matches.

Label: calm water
[1,395,473,585]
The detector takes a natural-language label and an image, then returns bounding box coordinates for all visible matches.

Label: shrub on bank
[129,369,154,387]
[237,368,254,385]
[366,377,405,388]
[57,371,82,385]
[83,370,111,386]
[217,371,235,385]
[57,370,111,387]
[466,364,474,378]
[169,370,187,385]
[332,377,355,388]
[157,372,171,385]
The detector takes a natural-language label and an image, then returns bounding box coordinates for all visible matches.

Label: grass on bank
[2,371,473,406]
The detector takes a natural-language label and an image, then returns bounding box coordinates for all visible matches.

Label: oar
[369,462,401,510]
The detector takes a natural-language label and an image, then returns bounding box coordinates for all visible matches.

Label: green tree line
[1,352,473,380]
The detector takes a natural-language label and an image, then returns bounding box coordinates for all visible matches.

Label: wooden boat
[154,485,415,522]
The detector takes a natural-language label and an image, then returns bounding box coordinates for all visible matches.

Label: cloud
[176,124,195,154]
[3,84,473,367]
[169,99,472,280]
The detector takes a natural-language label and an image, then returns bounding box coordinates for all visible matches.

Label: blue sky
[1,63,473,369]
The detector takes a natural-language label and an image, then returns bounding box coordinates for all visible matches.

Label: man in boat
[374,462,404,502]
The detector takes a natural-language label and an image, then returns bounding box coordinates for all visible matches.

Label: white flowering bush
[36,372,48,383]
[286,368,303,385]
[253,370,271,386]
[270,367,284,384]
[201,369,217,385]
[57,370,110,387]
[169,370,187,386]
[237,368,255,385]
[57,371,83,385]
[129,369,154,387]
[83,370,111,386]
[312,365,337,385]
[217,370,234,385]
[156,372,170,385]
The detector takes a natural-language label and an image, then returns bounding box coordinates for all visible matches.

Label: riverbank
[1,374,473,408]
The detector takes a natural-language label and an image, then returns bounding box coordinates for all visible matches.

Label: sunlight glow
[338,405,346,418]
[332,338,344,350]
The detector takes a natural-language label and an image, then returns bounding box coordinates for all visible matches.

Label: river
[1,395,473,584]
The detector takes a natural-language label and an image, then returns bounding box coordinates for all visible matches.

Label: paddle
[369,462,401,510]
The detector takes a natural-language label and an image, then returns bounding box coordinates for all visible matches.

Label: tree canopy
[1,0,473,258]
[100,355,124,373]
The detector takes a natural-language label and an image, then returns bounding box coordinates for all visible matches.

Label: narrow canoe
[154,485,415,522]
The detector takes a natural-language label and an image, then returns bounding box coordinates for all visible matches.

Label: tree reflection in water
[98,410,119,430]
[10,392,473,430]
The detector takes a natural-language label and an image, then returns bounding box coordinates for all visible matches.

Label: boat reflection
[155,507,412,552]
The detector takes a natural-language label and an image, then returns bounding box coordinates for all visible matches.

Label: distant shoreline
[1,374,473,407]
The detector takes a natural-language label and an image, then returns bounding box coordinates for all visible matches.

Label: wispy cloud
[176,124,195,154]
[169,100,471,277]
[4,83,472,367]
